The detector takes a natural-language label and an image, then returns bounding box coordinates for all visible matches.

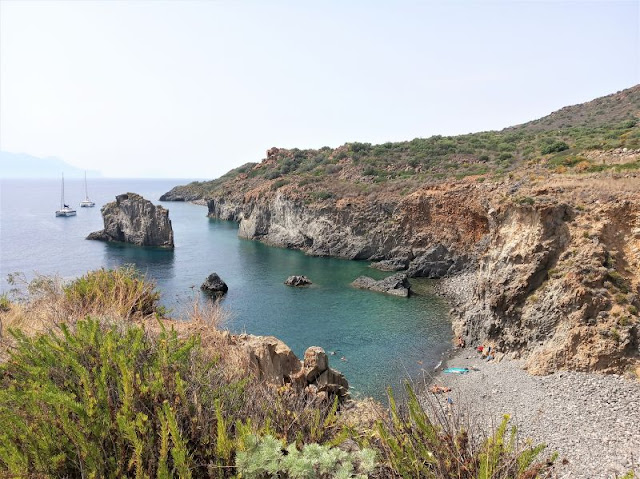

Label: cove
[0,179,453,399]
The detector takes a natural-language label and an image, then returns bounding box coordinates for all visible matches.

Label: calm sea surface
[0,178,452,398]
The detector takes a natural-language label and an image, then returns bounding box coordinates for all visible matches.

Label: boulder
[303,346,328,382]
[232,338,349,400]
[235,334,302,384]
[285,275,312,287]
[201,273,228,296]
[87,193,174,248]
[351,273,411,297]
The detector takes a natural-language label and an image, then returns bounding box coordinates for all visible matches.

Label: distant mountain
[0,151,101,178]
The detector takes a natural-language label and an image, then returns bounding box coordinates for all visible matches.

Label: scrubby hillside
[162,85,640,202]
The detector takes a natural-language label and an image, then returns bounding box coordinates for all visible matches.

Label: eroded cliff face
[87,193,174,248]
[205,181,640,375]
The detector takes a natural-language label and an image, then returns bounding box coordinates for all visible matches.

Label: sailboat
[55,173,77,217]
[79,171,95,207]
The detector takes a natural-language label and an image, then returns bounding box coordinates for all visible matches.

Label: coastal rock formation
[201,273,228,296]
[284,275,312,286]
[165,180,640,375]
[87,193,174,248]
[232,335,349,399]
[160,86,640,375]
[352,273,411,297]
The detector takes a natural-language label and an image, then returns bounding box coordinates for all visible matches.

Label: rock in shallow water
[201,273,228,296]
[86,193,174,248]
[284,275,312,286]
[351,273,411,297]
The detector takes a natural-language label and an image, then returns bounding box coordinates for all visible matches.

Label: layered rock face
[87,193,174,248]
[202,183,640,375]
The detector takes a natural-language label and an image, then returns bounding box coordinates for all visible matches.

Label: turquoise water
[0,179,452,398]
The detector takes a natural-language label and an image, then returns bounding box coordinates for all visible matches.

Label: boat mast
[84,171,88,200]
[61,173,64,209]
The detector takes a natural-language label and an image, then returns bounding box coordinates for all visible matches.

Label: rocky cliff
[87,193,174,248]
[197,176,640,375]
[160,86,640,375]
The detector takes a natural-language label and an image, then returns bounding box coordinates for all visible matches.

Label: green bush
[63,266,164,318]
[541,141,569,154]
[235,435,376,479]
[0,317,344,478]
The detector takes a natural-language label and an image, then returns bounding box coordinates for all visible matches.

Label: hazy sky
[1,1,638,178]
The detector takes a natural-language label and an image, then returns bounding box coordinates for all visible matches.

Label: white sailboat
[79,171,95,207]
[55,173,77,217]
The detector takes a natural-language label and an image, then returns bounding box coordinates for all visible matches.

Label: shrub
[63,266,164,318]
[235,435,376,479]
[0,293,10,312]
[370,386,550,478]
[607,271,630,293]
[541,141,569,154]
[271,179,289,191]
[0,315,345,478]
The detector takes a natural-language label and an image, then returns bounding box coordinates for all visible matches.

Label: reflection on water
[102,242,175,284]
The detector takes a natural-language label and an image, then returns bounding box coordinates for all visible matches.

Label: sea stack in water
[87,193,174,248]
[201,273,228,296]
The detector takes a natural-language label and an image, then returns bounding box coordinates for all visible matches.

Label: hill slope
[162,84,640,202]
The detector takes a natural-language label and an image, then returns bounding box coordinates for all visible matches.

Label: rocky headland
[87,193,174,248]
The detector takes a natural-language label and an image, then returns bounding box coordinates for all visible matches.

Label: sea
[0,178,452,399]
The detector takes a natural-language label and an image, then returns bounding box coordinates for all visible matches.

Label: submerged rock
[284,275,312,287]
[87,193,174,248]
[351,273,411,297]
[201,273,228,296]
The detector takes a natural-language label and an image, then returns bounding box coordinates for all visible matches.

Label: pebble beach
[429,349,640,478]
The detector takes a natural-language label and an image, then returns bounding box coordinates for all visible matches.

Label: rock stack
[201,273,228,296]
[87,193,174,248]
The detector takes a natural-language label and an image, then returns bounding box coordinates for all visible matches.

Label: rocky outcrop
[201,273,228,296]
[351,273,411,297]
[284,275,312,287]
[232,335,349,400]
[205,186,489,267]
[165,175,640,375]
[87,193,174,248]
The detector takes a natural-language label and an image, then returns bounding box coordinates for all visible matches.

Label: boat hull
[56,209,77,217]
[80,201,95,207]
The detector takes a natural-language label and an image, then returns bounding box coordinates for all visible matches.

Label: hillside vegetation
[0,268,552,478]
[162,85,640,202]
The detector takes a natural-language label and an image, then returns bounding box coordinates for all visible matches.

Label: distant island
[0,151,101,179]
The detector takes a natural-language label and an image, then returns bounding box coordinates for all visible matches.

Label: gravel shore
[429,349,640,478]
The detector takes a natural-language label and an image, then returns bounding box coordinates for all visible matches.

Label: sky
[1,1,638,179]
